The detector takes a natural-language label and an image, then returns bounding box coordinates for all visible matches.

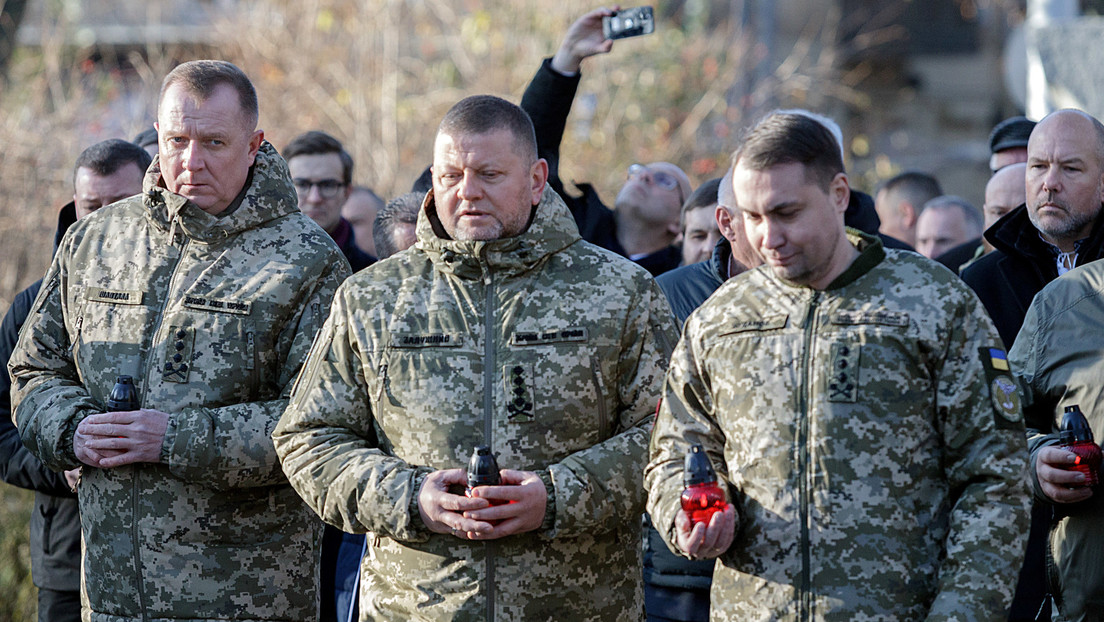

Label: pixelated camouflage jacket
[1010,259,1104,621]
[646,232,1031,622]
[274,185,678,622]
[9,141,350,622]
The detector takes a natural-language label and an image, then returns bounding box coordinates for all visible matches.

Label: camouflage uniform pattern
[1010,259,1104,622]
[646,232,1031,621]
[274,185,678,621]
[9,142,350,622]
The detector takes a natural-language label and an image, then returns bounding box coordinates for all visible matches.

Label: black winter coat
[0,202,80,591]
[961,203,1104,348]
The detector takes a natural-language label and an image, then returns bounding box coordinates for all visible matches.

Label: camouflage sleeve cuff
[60,411,93,467]
[537,469,556,535]
[159,414,178,465]
[405,469,434,541]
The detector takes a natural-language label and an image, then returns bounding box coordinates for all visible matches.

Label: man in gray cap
[989,115,1036,172]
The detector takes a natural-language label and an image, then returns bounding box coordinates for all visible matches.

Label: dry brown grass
[0,1,859,306]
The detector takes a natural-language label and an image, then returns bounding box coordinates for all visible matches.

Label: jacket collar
[985,202,1104,263]
[54,201,78,252]
[762,228,885,291]
[708,237,732,282]
[141,141,298,242]
[415,185,581,279]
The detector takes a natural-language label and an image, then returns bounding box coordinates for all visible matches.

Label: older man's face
[431,129,546,241]
[156,82,263,215]
[915,207,975,259]
[1026,111,1104,249]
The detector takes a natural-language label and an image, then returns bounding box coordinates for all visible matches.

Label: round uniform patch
[991,375,1021,422]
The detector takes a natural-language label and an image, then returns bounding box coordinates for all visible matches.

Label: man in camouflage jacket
[274,95,677,621]
[645,112,1031,621]
[9,61,349,621]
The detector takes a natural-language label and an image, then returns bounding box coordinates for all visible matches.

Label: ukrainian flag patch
[979,346,1022,429]
[988,348,1010,371]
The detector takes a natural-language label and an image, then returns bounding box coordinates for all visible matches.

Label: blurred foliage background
[0,0,987,619]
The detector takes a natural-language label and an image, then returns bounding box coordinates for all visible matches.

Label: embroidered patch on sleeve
[979,346,1022,429]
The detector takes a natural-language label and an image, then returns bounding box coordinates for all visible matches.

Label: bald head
[1025,109,1104,251]
[984,162,1027,231]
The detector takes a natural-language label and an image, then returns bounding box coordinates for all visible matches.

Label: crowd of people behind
[2,6,1103,622]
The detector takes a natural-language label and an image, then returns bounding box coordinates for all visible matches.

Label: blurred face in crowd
[1025,110,1104,251]
[915,206,977,259]
[615,162,689,230]
[73,163,145,220]
[342,188,383,255]
[288,152,351,234]
[156,82,263,215]
[735,161,851,289]
[432,129,547,241]
[389,223,417,256]
[991,147,1028,172]
[715,203,762,277]
[984,162,1027,231]
[681,205,722,265]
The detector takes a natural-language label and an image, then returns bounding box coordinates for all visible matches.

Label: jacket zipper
[134,214,188,620]
[590,355,608,435]
[481,258,496,622]
[797,292,820,622]
[71,315,84,384]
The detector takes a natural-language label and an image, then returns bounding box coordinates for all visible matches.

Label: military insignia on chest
[504,363,535,423]
[827,342,859,403]
[163,326,194,383]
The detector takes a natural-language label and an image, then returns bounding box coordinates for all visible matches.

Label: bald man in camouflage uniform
[274,95,677,621]
[645,112,1031,620]
[10,61,349,621]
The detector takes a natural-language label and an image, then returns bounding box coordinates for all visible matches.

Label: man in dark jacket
[520,7,691,277]
[284,130,376,272]
[961,109,1104,622]
[962,109,1104,348]
[657,167,762,324]
[0,138,149,622]
[649,166,762,622]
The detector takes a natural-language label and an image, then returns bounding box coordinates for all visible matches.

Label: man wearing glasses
[609,162,692,275]
[520,8,692,276]
[284,131,376,272]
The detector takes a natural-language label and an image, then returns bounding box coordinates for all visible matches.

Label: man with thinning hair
[646,111,1029,620]
[914,195,983,259]
[275,94,677,621]
[10,60,349,621]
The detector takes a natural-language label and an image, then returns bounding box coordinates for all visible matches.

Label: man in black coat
[961,109,1104,622]
[519,7,691,277]
[962,109,1104,348]
[284,131,376,273]
[1,138,149,622]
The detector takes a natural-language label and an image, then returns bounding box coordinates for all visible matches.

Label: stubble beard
[1028,194,1100,245]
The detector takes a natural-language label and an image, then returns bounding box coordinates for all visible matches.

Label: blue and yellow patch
[988,348,1009,371]
[979,346,1022,429]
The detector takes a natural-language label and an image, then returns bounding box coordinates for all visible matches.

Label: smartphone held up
[603,6,655,40]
